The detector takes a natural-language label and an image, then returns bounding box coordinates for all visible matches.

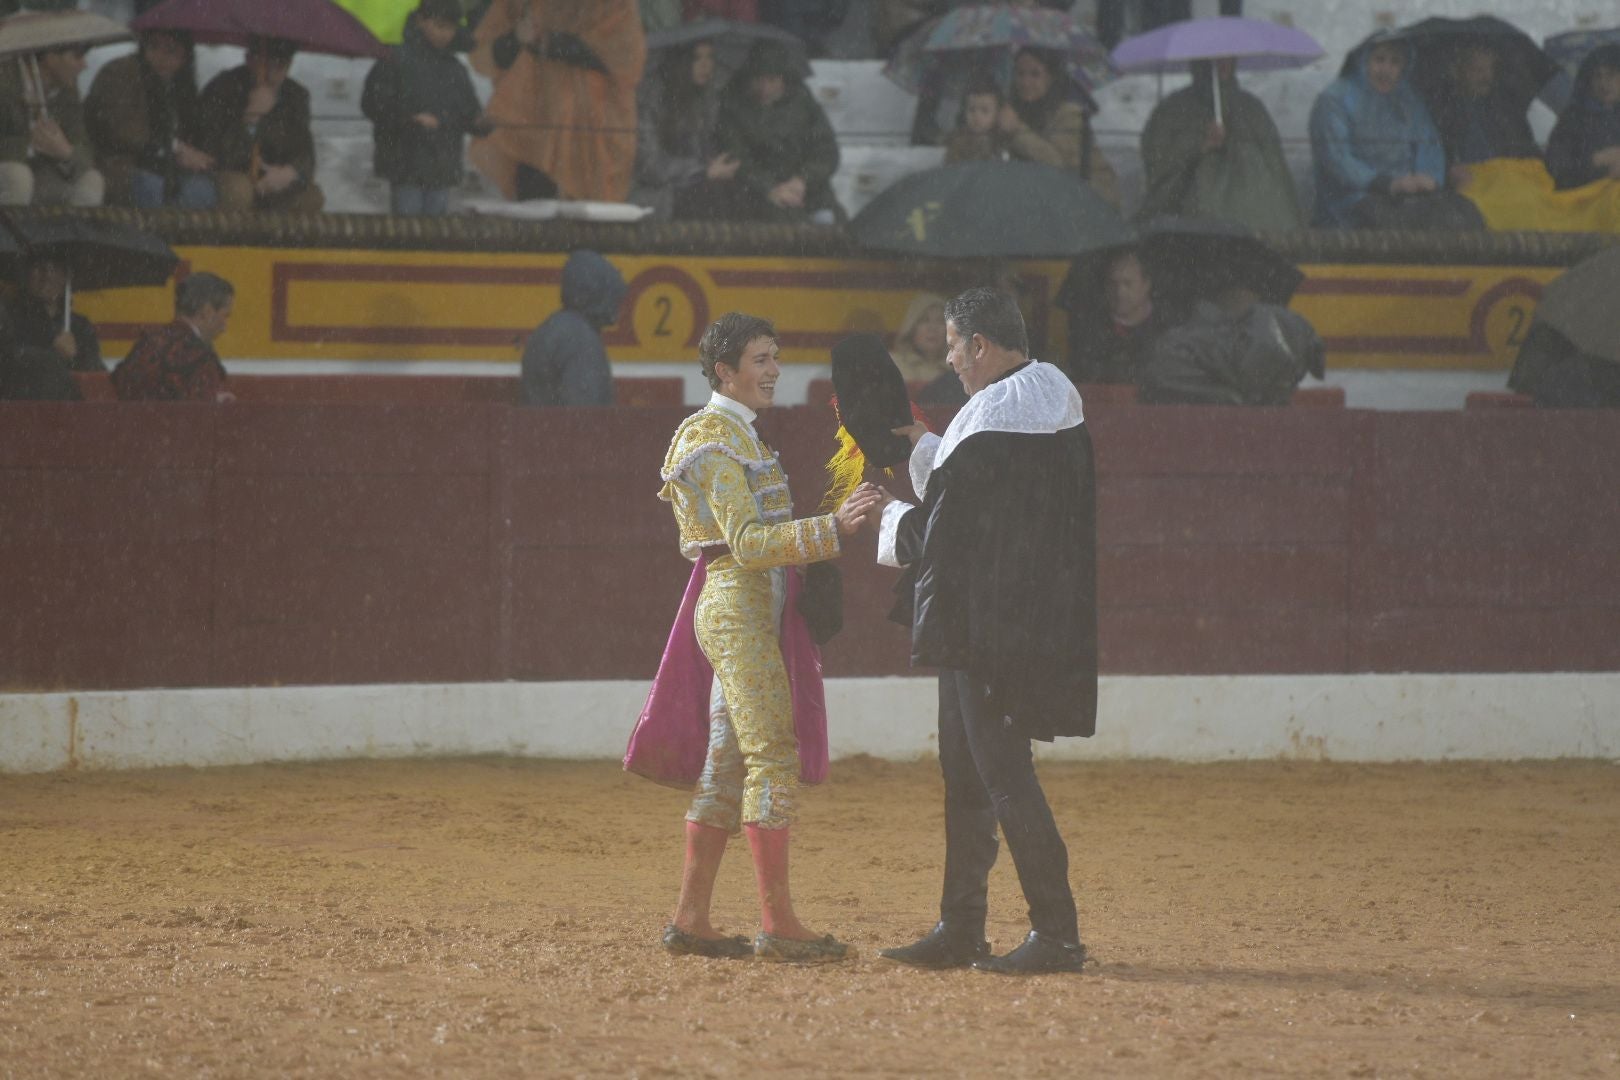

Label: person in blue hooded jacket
[1545,45,1620,190]
[521,250,628,406]
[1308,35,1447,227]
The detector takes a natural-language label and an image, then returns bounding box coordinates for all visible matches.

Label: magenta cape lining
[623,558,829,788]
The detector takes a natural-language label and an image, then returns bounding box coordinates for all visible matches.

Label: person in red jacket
[111,272,235,402]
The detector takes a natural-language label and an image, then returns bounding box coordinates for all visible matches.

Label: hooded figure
[1137,293,1324,406]
[888,292,949,383]
[1308,35,1446,226]
[470,0,646,202]
[706,38,843,222]
[1545,45,1620,190]
[1139,59,1303,232]
[521,251,627,406]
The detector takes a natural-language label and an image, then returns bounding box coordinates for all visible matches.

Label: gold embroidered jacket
[660,405,840,571]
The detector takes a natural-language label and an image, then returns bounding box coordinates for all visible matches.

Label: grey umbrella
[645,18,810,84]
[850,160,1131,259]
[1529,246,1620,364]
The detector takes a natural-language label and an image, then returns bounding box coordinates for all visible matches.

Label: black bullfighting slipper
[661,925,753,959]
[971,931,1087,975]
[753,932,854,964]
[878,922,991,969]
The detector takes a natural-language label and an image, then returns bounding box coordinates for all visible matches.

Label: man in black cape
[873,286,1098,975]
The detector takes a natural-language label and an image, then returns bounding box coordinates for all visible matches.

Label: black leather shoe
[971,931,1087,975]
[661,925,753,959]
[879,922,991,969]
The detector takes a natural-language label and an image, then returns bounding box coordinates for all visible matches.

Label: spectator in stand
[1136,283,1323,406]
[1063,248,1174,386]
[193,36,323,213]
[1139,58,1303,232]
[470,0,645,203]
[629,38,735,219]
[111,272,236,403]
[691,38,842,223]
[889,292,949,383]
[1545,45,1620,190]
[522,250,627,406]
[362,0,490,217]
[84,30,213,209]
[1424,40,1540,189]
[943,76,1005,163]
[8,256,103,375]
[1308,35,1454,228]
[998,47,1119,207]
[0,45,104,207]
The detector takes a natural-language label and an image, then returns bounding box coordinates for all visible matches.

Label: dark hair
[415,0,463,23]
[176,272,234,316]
[247,35,299,64]
[656,41,713,154]
[943,287,1028,357]
[1011,47,1071,127]
[699,312,776,389]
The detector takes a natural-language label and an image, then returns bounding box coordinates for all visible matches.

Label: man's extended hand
[834,484,883,537]
[891,421,928,447]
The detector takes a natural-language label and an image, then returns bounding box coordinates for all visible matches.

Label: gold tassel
[818,423,869,514]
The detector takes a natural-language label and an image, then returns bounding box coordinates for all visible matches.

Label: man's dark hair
[176,272,234,317]
[698,312,776,389]
[944,287,1028,357]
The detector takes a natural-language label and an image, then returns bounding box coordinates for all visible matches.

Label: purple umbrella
[131,0,387,60]
[1111,16,1323,121]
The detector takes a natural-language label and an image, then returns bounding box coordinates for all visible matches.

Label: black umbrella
[850,161,1131,259]
[0,217,179,291]
[646,18,810,84]
[0,216,179,336]
[1056,216,1302,318]
[1397,15,1558,110]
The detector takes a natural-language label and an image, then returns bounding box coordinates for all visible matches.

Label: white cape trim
[934,360,1085,468]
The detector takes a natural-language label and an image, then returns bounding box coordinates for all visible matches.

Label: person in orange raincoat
[469,0,646,202]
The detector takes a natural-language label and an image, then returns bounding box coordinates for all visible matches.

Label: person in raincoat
[1139,58,1303,232]
[362,0,490,216]
[1545,45,1620,190]
[469,0,645,202]
[627,37,734,220]
[521,250,627,406]
[998,47,1119,208]
[1307,35,1449,228]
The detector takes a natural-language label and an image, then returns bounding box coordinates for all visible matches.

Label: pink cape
[623,559,829,787]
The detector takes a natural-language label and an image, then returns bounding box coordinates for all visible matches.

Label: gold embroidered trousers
[687,565,795,831]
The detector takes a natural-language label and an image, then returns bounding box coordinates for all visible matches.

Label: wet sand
[2,757,1617,1078]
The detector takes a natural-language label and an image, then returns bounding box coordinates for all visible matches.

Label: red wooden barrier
[2,402,1618,691]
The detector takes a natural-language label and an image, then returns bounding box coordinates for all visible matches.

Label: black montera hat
[830,333,913,470]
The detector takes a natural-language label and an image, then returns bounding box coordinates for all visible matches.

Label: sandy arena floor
[2,756,1617,1078]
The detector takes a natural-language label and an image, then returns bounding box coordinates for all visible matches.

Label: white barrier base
[3,675,1617,774]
